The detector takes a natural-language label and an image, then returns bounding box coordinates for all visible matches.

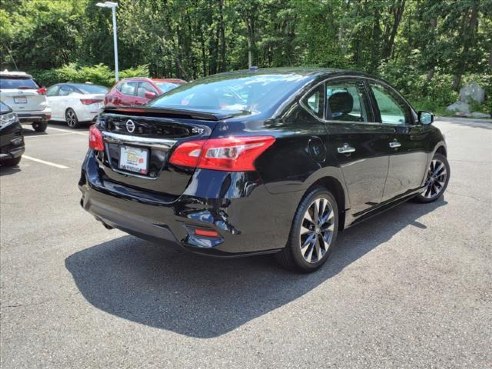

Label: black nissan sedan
[79,68,449,272]
[0,101,25,167]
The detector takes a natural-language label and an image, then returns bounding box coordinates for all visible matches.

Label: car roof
[0,70,33,78]
[54,82,107,88]
[213,67,375,79]
[118,77,186,83]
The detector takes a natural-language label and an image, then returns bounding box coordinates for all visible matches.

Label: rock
[470,112,491,119]
[459,82,485,103]
[446,101,470,114]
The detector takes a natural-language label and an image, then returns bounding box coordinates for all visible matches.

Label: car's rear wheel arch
[306,177,346,230]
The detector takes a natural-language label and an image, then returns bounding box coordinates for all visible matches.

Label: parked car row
[0,70,186,132]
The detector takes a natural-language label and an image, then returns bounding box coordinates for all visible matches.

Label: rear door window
[137,82,157,97]
[325,81,369,122]
[117,81,138,96]
[59,85,77,96]
[46,85,60,96]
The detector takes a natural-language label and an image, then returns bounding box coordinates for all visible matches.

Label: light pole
[96,1,119,82]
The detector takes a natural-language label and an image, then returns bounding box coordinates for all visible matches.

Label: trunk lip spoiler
[102,106,250,121]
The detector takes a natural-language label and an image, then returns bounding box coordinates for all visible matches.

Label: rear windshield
[148,74,309,114]
[0,77,39,89]
[155,82,181,93]
[73,84,108,94]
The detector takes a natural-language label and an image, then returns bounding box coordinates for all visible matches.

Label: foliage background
[1,0,491,112]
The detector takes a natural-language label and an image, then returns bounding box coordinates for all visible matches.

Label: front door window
[370,84,410,125]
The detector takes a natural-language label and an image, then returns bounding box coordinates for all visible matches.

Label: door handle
[337,143,356,154]
[389,140,401,148]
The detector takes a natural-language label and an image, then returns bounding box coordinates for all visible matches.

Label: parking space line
[21,125,88,136]
[48,127,87,136]
[24,133,74,139]
[23,155,69,169]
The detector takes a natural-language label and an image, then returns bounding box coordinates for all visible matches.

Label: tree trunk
[218,0,226,72]
[247,19,254,68]
[370,4,382,73]
[383,0,405,60]
[452,1,479,91]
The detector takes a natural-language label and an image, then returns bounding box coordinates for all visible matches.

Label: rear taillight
[89,125,104,151]
[81,99,102,105]
[37,87,47,95]
[169,136,275,171]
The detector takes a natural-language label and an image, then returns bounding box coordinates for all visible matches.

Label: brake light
[194,228,220,238]
[81,99,102,105]
[169,136,275,171]
[89,125,104,151]
[37,87,47,95]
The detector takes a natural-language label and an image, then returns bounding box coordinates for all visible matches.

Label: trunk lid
[97,107,228,197]
[0,89,47,112]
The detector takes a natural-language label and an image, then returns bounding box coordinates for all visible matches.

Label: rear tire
[413,153,450,203]
[276,187,339,273]
[65,108,80,128]
[32,121,47,132]
[1,156,21,167]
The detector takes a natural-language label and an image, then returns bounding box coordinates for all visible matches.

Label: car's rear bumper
[0,146,24,160]
[17,108,51,123]
[79,150,302,256]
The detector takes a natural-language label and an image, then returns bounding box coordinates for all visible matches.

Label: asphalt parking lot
[1,118,491,368]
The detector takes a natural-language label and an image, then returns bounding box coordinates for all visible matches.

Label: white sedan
[46,83,108,128]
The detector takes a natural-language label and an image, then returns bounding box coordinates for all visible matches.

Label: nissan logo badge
[126,119,136,133]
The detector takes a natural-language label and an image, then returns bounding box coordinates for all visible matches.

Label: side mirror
[144,91,157,99]
[418,111,434,125]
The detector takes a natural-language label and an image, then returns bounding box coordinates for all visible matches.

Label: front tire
[65,108,80,128]
[32,121,47,132]
[276,188,339,273]
[413,153,450,203]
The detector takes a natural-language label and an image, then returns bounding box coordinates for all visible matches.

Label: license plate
[14,96,27,104]
[119,146,149,174]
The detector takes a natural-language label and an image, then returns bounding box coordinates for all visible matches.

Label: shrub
[31,63,149,87]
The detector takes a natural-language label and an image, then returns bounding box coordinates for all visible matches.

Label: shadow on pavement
[21,128,48,137]
[47,120,91,130]
[0,164,21,176]
[437,117,492,130]
[66,199,446,338]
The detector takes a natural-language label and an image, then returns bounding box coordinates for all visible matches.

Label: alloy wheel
[422,159,448,199]
[66,110,77,127]
[299,197,335,263]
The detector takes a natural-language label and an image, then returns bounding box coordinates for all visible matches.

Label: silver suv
[0,70,51,132]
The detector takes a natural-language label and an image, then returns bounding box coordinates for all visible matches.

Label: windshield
[0,77,39,89]
[0,101,12,113]
[155,82,181,94]
[74,84,108,94]
[148,74,309,114]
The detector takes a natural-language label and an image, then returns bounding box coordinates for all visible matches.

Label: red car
[104,77,186,107]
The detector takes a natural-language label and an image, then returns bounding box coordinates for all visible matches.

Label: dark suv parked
[79,68,449,272]
[0,101,25,167]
